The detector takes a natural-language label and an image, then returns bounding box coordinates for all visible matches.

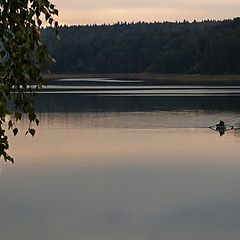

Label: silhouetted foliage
[42,18,240,74]
[0,0,58,162]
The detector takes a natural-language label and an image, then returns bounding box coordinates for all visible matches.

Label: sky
[52,0,240,25]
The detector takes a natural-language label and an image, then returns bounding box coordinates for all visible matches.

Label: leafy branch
[0,0,59,162]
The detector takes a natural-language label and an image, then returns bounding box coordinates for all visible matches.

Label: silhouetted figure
[216,120,225,128]
[209,120,234,137]
[215,120,226,136]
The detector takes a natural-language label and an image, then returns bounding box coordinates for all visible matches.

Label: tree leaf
[35,119,40,126]
[29,128,36,137]
[8,120,13,130]
[13,128,18,136]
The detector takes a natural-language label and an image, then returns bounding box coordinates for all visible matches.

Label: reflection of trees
[35,94,240,113]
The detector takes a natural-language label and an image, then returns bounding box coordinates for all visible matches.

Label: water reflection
[35,94,240,113]
[1,94,240,240]
[4,121,240,240]
[233,128,240,142]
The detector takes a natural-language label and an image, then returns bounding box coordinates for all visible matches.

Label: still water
[1,93,240,240]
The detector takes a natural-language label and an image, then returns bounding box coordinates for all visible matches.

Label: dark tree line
[42,18,240,74]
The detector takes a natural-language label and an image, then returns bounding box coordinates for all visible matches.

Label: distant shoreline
[44,73,240,86]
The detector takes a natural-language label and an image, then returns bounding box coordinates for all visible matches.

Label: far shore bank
[44,73,240,85]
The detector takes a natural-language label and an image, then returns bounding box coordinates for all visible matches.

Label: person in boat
[214,120,226,136]
[216,120,225,129]
[209,120,233,136]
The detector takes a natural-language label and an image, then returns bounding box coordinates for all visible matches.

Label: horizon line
[45,17,240,28]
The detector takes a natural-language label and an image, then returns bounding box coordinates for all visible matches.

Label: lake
[1,83,240,240]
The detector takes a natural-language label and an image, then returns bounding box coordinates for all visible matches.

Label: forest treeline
[42,18,240,74]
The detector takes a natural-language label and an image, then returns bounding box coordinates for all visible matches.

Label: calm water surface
[1,94,240,240]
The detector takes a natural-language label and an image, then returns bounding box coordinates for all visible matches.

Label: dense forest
[42,18,240,74]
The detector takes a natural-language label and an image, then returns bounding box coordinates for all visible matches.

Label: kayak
[209,124,234,131]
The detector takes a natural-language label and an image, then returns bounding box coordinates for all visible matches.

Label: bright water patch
[57,78,144,83]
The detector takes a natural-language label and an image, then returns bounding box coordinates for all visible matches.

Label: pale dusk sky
[52,0,240,25]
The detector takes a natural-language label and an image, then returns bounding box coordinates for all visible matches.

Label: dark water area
[36,94,240,113]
